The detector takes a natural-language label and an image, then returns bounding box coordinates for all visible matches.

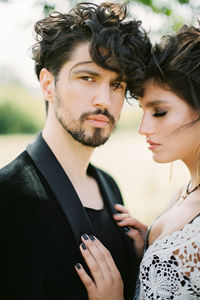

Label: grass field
[0,131,189,225]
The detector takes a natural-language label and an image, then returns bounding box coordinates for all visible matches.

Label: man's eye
[81,76,93,82]
[153,111,167,117]
[112,82,122,90]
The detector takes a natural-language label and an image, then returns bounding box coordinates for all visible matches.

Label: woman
[75,24,200,299]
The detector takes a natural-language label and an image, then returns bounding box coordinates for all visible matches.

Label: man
[0,3,151,300]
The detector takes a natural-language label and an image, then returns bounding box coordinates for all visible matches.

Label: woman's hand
[75,234,125,300]
[113,204,147,259]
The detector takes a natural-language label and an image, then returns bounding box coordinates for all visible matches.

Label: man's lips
[86,114,110,128]
[146,139,161,150]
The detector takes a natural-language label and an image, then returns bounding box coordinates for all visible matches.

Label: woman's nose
[138,116,155,136]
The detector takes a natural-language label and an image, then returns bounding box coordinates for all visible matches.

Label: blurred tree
[128,0,190,16]
[37,1,56,16]
[0,0,197,15]
[130,0,200,33]
[0,83,44,134]
[36,0,199,36]
[1,0,199,28]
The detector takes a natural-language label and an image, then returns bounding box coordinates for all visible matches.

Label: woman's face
[138,80,200,165]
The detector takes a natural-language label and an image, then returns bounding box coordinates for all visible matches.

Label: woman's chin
[152,154,172,164]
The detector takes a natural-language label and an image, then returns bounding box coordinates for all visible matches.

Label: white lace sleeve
[137,215,200,300]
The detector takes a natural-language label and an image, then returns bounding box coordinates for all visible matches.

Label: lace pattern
[137,215,200,300]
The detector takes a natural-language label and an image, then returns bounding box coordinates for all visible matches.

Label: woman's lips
[86,115,109,128]
[146,139,161,150]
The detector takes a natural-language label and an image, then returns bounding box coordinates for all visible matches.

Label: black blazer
[0,134,138,300]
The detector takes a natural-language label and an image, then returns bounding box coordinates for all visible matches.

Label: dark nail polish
[82,233,89,240]
[123,226,130,233]
[75,263,81,269]
[89,234,95,241]
[81,243,86,250]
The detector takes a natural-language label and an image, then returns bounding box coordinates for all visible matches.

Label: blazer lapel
[26,133,95,246]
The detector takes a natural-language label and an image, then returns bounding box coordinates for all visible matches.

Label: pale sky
[0,0,195,89]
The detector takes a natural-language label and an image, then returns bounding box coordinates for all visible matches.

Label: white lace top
[137,214,200,300]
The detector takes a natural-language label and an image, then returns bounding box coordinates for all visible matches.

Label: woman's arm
[75,234,125,300]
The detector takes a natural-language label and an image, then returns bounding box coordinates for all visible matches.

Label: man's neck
[42,123,94,184]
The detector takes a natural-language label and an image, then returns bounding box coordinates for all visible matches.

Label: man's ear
[40,68,55,103]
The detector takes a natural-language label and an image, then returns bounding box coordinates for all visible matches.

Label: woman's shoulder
[166,184,185,208]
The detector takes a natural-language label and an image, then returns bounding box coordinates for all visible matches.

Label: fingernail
[123,226,130,233]
[81,243,86,250]
[75,263,81,269]
[82,233,89,240]
[89,234,95,241]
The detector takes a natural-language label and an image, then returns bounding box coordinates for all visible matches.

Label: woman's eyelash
[153,111,167,117]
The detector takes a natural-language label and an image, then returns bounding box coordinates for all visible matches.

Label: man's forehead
[69,42,91,60]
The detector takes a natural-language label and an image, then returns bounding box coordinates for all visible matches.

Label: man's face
[51,43,126,147]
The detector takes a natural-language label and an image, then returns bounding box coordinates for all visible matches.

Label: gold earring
[169,162,173,182]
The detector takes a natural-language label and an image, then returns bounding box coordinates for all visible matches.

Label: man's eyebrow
[69,61,94,73]
[72,69,101,77]
[72,69,124,81]
[69,60,126,82]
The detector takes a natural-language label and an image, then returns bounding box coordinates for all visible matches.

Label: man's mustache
[80,109,116,127]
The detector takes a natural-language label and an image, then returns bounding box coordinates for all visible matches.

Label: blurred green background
[0,0,195,224]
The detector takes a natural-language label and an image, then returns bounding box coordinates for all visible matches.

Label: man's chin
[66,125,112,147]
[77,136,110,147]
[76,132,111,147]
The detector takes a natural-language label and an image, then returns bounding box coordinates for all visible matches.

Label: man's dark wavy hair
[31,1,151,110]
[136,24,200,116]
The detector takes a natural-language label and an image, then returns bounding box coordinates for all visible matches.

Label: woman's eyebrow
[145,100,168,108]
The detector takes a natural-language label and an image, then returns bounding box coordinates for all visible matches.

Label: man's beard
[56,107,117,147]
[66,126,110,147]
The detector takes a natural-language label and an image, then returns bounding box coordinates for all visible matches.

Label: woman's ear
[39,68,55,103]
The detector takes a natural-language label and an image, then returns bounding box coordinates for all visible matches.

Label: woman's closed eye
[153,111,167,117]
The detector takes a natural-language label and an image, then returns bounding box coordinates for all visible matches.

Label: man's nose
[138,116,154,136]
[92,84,111,109]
